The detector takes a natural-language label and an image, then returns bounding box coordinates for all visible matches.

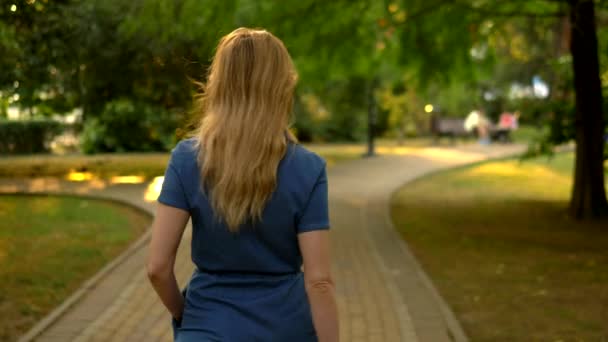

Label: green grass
[0,195,151,341]
[0,153,171,180]
[391,153,608,341]
[0,143,385,180]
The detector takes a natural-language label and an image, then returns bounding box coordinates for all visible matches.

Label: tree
[0,0,76,115]
[378,80,425,142]
[242,0,397,148]
[485,0,608,219]
[568,0,608,218]
[395,0,607,219]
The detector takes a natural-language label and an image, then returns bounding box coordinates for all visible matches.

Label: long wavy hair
[192,28,298,232]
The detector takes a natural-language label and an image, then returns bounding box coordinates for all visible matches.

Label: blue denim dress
[158,139,329,341]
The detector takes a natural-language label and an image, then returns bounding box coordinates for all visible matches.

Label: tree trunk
[568,0,608,219]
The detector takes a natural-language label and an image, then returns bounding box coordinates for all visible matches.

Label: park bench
[489,126,512,143]
[430,117,472,144]
[430,116,512,144]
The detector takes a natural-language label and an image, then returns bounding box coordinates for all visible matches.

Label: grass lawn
[391,153,608,341]
[0,142,410,180]
[0,195,151,341]
[0,153,171,180]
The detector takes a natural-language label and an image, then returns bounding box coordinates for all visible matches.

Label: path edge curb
[382,150,526,342]
[383,197,469,342]
[11,192,154,342]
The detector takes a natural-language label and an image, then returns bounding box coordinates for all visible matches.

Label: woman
[146,28,339,341]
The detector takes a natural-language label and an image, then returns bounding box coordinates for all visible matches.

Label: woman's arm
[298,230,339,342]
[146,202,190,321]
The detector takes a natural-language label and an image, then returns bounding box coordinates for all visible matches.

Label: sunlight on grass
[0,142,408,180]
[376,146,422,155]
[65,171,95,182]
[144,176,164,202]
[412,148,485,162]
[391,152,608,340]
[467,162,570,184]
[110,175,146,184]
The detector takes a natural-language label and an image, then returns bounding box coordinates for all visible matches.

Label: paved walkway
[1,144,525,342]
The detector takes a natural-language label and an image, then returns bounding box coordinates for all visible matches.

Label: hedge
[0,120,63,154]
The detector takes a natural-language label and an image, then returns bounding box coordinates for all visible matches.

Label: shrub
[81,99,180,154]
[0,119,63,154]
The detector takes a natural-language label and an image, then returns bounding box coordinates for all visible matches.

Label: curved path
[1,144,525,342]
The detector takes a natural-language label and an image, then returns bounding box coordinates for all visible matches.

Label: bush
[81,99,180,154]
[293,91,367,143]
[0,120,63,154]
[291,96,316,142]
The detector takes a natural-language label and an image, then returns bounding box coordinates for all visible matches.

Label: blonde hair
[193,28,298,232]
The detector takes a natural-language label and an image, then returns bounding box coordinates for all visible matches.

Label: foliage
[294,78,371,142]
[1,0,395,146]
[0,0,606,146]
[0,20,20,88]
[378,80,426,138]
[320,78,369,142]
[251,0,392,86]
[0,0,76,113]
[291,95,319,142]
[0,119,63,154]
[80,99,178,153]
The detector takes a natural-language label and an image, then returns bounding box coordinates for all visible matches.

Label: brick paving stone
[2,144,525,342]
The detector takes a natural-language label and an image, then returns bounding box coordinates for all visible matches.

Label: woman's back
[158,138,329,275]
[156,138,329,341]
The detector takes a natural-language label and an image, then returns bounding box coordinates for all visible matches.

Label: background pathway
[1,144,525,342]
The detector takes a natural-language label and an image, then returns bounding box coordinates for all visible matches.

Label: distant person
[147,28,338,341]
[499,111,519,130]
[513,111,520,129]
[464,110,480,133]
[477,111,491,145]
[464,109,491,145]
[499,112,513,129]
